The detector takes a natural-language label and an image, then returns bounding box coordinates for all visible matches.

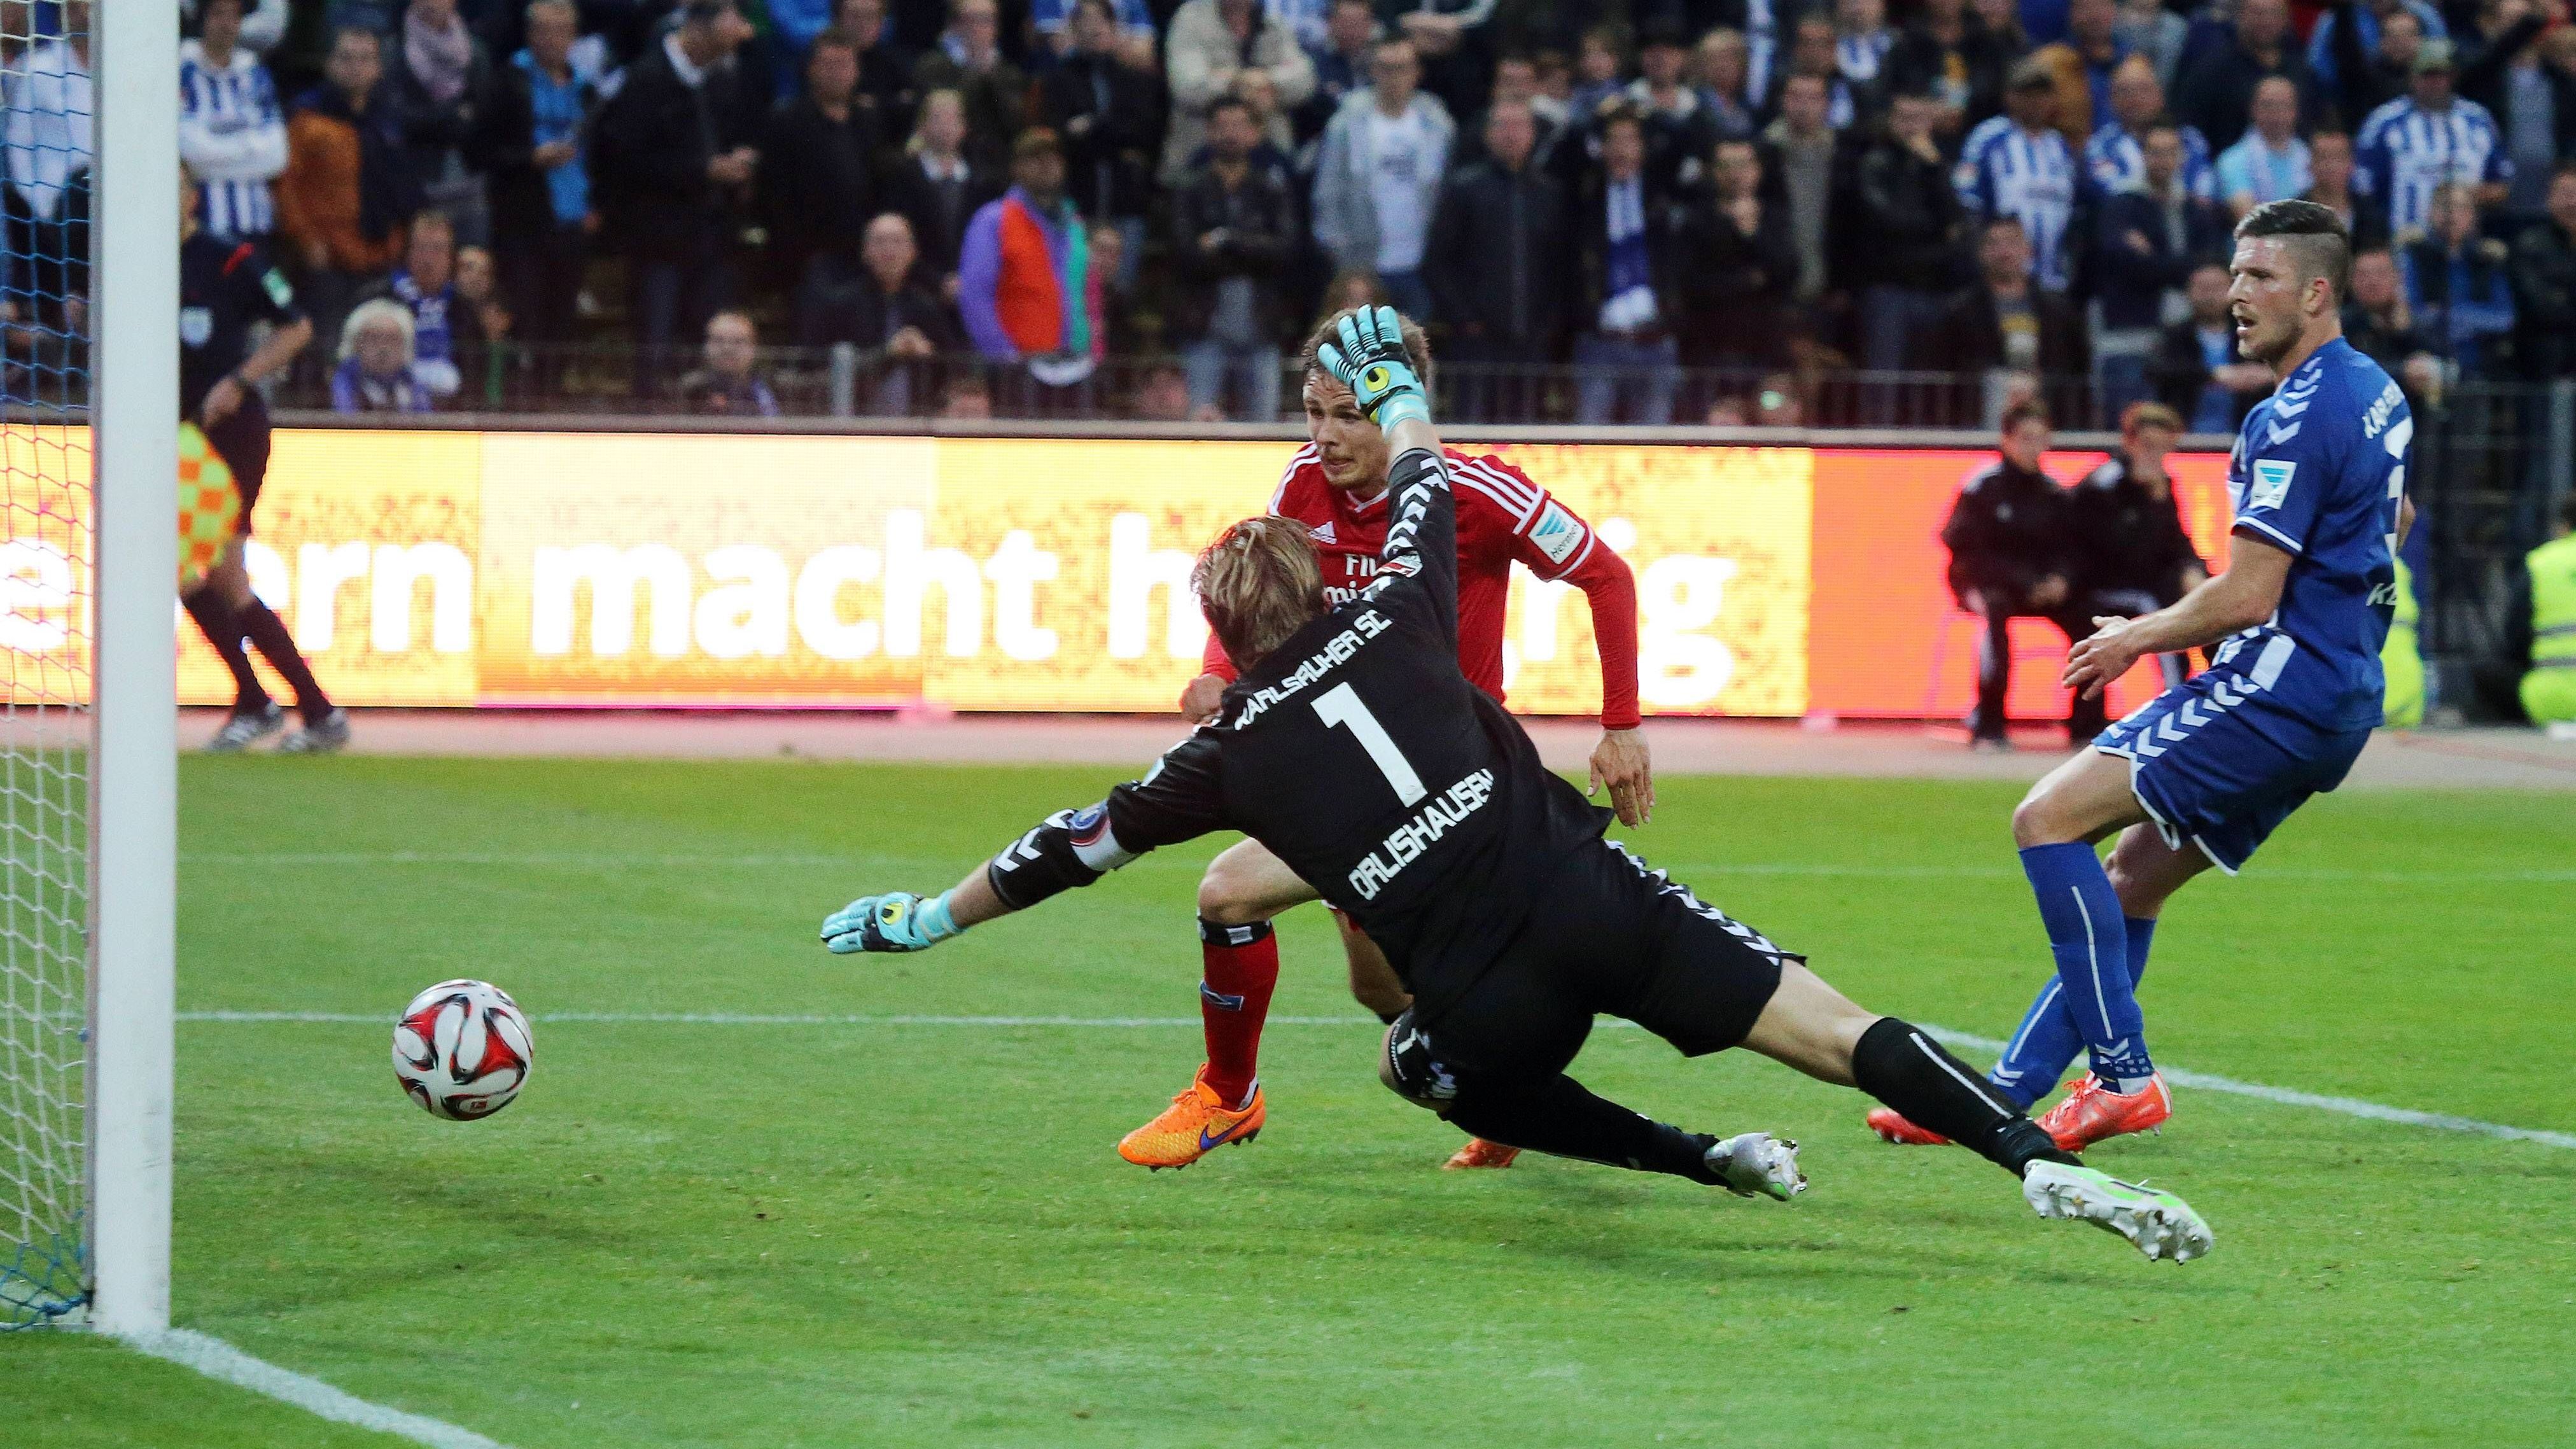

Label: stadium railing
[269,347,2094,433]
[2407,378,2576,715]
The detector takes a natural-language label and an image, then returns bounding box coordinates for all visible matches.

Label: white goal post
[87,0,182,1337]
[0,0,178,1335]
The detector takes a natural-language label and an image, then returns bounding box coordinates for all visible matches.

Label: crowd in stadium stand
[100,0,2576,420]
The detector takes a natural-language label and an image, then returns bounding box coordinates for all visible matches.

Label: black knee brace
[1380,1011,1461,1110]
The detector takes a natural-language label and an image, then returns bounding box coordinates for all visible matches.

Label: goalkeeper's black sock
[183,590,269,714]
[236,600,333,719]
[1445,1073,1722,1184]
[1851,1016,2079,1177]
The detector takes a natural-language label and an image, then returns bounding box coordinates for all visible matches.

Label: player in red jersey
[1118,312,1652,1172]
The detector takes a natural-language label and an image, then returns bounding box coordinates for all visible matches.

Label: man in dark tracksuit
[2067,401,2210,689]
[1942,399,2104,748]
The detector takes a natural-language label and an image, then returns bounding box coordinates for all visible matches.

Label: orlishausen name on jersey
[1347,768,1496,901]
[1229,610,1392,728]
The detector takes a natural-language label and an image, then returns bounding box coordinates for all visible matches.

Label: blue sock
[1987,914,2159,1107]
[2016,844,2154,1090]
[2124,914,2156,984]
[1987,978,2078,1110]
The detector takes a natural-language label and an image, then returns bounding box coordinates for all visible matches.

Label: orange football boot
[1117,1065,1266,1170]
[2037,1073,2172,1152]
[1863,1107,1952,1145]
[1442,1137,1521,1170]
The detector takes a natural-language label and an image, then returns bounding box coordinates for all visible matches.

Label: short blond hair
[1193,516,1325,668]
[2120,400,2183,437]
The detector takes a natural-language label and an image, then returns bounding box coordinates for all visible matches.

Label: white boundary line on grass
[120,1327,509,1449]
[183,1011,2576,1150]
[1910,1025,2576,1150]
[183,1009,1371,1027]
[176,851,2576,883]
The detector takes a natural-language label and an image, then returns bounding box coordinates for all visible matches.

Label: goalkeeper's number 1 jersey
[979,445,1614,1021]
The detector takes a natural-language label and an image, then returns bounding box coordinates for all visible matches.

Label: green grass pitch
[8,753,2574,1446]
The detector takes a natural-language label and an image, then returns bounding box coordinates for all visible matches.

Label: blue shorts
[2093,670,2371,874]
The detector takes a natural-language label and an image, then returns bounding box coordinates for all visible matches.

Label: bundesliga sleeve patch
[2249,459,2295,511]
[1527,500,1586,566]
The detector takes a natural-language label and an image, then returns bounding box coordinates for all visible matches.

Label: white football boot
[1707,1131,1807,1201]
[2023,1161,2214,1263]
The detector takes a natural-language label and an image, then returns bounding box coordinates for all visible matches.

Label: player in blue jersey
[1869,199,2414,1152]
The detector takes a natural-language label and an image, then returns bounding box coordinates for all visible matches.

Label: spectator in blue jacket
[769,0,841,97]
[479,0,594,395]
[2092,123,2231,416]
[2310,0,2446,98]
[2402,181,2516,377]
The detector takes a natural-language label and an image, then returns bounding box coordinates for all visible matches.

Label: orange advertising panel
[1808,449,2236,720]
[6,429,2227,718]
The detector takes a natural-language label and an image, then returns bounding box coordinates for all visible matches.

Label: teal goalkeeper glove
[820,891,962,954]
[1316,304,1430,429]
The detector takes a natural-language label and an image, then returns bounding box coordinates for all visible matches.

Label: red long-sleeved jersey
[1200,445,1642,729]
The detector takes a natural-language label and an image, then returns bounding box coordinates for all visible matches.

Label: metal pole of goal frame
[88,0,181,1337]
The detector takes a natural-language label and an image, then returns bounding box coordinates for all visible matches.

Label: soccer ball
[392,979,534,1120]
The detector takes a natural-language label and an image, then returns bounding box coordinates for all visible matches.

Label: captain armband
[983,802,1142,911]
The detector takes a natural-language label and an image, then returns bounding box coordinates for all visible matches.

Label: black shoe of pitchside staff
[278,708,351,755]
[206,701,284,753]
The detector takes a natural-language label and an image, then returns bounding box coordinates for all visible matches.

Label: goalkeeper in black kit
[821,308,2213,1263]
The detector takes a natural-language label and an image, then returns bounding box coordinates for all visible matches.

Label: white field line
[182,1009,1366,1027]
[1912,1025,2576,1151]
[183,1011,2576,1151]
[176,851,2576,884]
[181,851,873,867]
[120,1327,508,1449]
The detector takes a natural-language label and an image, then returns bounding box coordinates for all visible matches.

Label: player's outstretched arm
[818,862,1009,954]
[819,802,1145,954]
[822,736,1230,954]
[1317,305,1459,638]
[2064,538,2295,697]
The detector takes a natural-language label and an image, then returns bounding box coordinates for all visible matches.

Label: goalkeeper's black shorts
[1397,837,1797,1083]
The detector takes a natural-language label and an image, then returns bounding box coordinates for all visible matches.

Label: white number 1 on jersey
[1312,682,1427,806]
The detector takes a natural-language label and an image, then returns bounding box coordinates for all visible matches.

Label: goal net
[4,0,176,1334]
[0,0,96,1330]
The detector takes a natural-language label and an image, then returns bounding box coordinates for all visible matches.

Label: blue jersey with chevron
[2221,337,2410,733]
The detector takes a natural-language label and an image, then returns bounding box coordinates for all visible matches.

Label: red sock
[1198,919,1279,1110]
